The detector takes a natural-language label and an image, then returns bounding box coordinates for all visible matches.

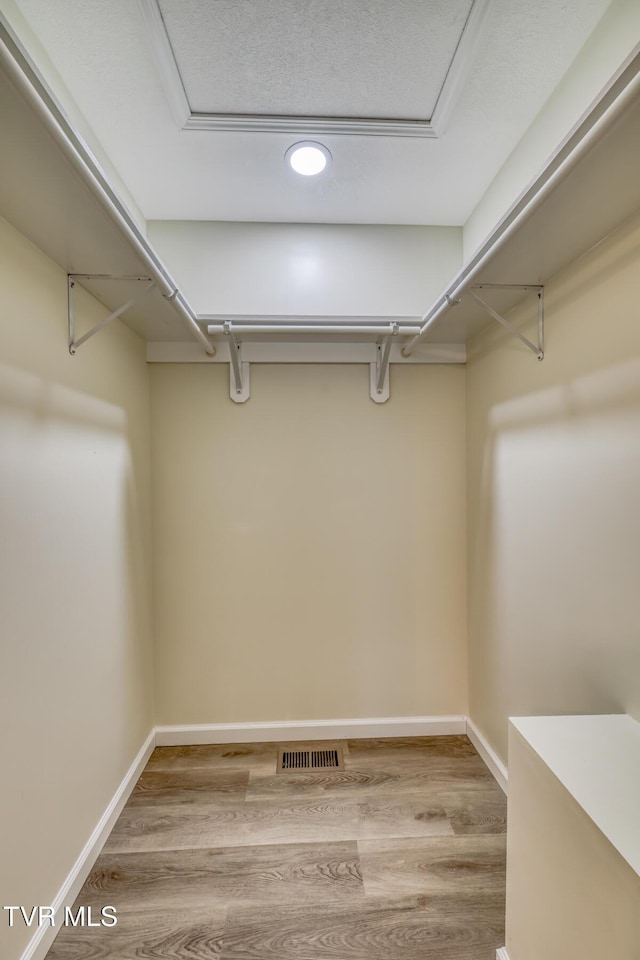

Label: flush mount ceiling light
[285,141,332,176]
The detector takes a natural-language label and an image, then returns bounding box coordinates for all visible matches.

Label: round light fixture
[285,141,332,176]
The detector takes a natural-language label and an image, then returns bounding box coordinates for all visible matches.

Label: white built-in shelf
[0,19,189,345]
[420,44,640,346]
[511,714,640,879]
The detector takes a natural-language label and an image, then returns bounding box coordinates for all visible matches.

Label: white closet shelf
[0,16,212,354]
[407,43,640,350]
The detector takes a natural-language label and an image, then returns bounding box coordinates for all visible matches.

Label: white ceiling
[14,0,613,225]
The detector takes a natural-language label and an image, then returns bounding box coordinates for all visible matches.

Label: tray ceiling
[11,0,615,224]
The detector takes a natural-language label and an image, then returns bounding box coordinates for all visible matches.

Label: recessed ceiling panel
[158,0,473,119]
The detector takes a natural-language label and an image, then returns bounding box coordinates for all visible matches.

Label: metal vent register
[277,745,345,773]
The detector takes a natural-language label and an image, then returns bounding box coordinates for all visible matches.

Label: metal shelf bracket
[223,321,251,403]
[469,283,544,360]
[67,274,155,355]
[370,321,399,402]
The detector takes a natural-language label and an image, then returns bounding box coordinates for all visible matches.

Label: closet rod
[208,323,421,337]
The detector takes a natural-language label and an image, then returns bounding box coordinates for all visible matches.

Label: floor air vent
[277,745,345,773]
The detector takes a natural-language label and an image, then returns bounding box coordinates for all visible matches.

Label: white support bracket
[208,318,424,403]
[223,321,251,403]
[469,283,544,360]
[67,274,155,355]
[370,321,399,403]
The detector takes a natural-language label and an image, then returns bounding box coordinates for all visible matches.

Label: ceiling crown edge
[135,0,492,139]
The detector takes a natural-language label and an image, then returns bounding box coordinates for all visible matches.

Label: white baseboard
[155,714,467,745]
[466,717,508,795]
[496,948,511,960]
[20,729,155,960]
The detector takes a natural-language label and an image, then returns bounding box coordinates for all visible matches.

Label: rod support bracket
[370,322,396,402]
[224,323,251,402]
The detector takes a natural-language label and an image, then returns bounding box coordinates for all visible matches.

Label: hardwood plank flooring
[103,797,362,853]
[76,841,363,911]
[358,834,506,898]
[356,795,455,840]
[103,793,454,853]
[129,769,250,806]
[245,762,493,803]
[346,735,480,760]
[146,742,278,771]
[45,905,227,960]
[442,789,508,835]
[45,735,506,960]
[222,894,505,960]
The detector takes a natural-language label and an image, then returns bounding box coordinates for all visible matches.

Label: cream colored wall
[506,724,640,960]
[463,0,640,260]
[466,210,640,763]
[148,221,462,317]
[0,218,153,960]
[151,362,467,724]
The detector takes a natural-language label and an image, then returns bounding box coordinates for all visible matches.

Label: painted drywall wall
[151,362,467,724]
[466,209,640,763]
[147,221,462,317]
[505,724,640,960]
[463,0,640,260]
[0,218,153,960]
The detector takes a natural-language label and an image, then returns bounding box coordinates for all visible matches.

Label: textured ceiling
[159,0,473,119]
[13,0,614,225]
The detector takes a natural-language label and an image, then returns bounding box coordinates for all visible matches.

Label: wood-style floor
[45,736,507,959]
